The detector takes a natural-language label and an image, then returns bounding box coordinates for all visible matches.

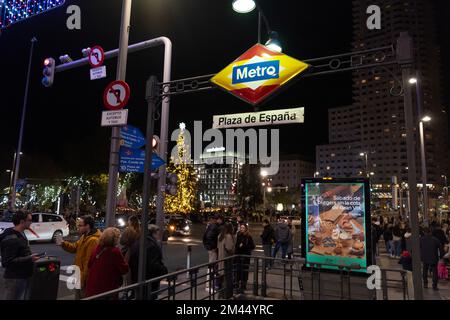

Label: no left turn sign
[89,46,105,68]
[103,80,131,110]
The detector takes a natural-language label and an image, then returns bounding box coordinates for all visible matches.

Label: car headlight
[183,225,190,231]
[0,228,4,234]
[118,218,126,227]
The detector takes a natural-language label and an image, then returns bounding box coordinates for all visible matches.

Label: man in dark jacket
[129,224,167,299]
[260,219,275,267]
[432,224,448,247]
[272,219,292,259]
[420,227,442,290]
[0,211,39,300]
[203,215,220,290]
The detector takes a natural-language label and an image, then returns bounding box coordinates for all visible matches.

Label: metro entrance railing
[84,255,409,301]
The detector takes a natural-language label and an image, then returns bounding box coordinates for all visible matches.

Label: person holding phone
[57,215,101,299]
[0,211,40,300]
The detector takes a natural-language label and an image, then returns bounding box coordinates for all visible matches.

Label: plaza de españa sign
[211,44,310,105]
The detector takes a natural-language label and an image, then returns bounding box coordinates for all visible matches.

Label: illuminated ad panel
[301,179,372,273]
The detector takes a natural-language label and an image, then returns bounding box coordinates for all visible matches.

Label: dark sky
[0,0,449,184]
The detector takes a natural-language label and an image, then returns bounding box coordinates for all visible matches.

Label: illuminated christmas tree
[164,123,197,214]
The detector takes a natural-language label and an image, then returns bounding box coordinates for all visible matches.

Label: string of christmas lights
[0,0,65,29]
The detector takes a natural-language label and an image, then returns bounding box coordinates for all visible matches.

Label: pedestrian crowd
[202,214,296,294]
[0,211,168,300]
[371,215,450,291]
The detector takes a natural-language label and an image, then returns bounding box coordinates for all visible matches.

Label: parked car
[0,213,70,243]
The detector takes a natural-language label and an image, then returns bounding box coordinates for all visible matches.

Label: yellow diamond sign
[211,44,310,105]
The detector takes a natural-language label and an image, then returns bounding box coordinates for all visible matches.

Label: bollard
[186,245,192,278]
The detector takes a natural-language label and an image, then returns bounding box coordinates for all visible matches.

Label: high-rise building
[268,155,315,189]
[317,0,450,193]
[194,150,245,208]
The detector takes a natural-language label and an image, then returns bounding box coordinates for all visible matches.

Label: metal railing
[84,255,409,301]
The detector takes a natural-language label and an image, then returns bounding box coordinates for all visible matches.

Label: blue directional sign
[119,147,166,173]
[152,154,165,171]
[119,147,145,173]
[120,125,147,149]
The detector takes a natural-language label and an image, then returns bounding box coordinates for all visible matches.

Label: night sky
[1,0,449,185]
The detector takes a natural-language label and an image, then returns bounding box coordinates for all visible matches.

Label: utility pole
[105,0,132,227]
[414,71,429,227]
[137,76,158,300]
[397,32,423,300]
[11,37,37,210]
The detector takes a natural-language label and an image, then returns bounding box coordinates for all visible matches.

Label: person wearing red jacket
[85,228,129,298]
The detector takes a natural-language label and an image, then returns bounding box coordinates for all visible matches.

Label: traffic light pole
[137,76,158,300]
[105,0,132,228]
[11,36,37,210]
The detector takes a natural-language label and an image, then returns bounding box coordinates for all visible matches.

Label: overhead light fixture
[265,31,282,52]
[421,115,432,123]
[409,77,417,84]
[232,0,256,13]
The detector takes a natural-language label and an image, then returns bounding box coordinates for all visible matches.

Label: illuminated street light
[267,187,272,193]
[421,115,432,123]
[265,31,282,52]
[260,170,268,177]
[232,0,256,13]
[409,77,417,84]
[231,0,282,51]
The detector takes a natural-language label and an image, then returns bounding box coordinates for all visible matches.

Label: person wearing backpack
[272,219,292,260]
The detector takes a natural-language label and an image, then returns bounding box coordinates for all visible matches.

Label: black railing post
[225,258,233,299]
[347,269,351,300]
[283,260,287,299]
[261,257,267,297]
[290,262,293,299]
[253,257,259,296]
[382,270,388,300]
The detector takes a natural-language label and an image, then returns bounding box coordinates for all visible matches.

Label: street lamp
[232,0,283,52]
[410,71,430,226]
[359,152,369,178]
[442,175,448,199]
[232,0,256,13]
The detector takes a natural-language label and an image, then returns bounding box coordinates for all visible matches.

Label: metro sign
[211,44,310,105]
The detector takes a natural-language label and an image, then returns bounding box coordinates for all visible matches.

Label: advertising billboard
[301,179,372,273]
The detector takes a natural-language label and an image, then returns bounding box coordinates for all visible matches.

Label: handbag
[438,261,448,280]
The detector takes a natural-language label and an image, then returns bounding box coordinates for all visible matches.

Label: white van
[0,213,69,242]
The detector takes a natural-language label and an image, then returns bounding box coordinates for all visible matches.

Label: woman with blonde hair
[85,227,129,298]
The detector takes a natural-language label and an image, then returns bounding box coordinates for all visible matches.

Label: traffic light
[42,58,55,87]
[152,135,160,155]
[165,173,178,196]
